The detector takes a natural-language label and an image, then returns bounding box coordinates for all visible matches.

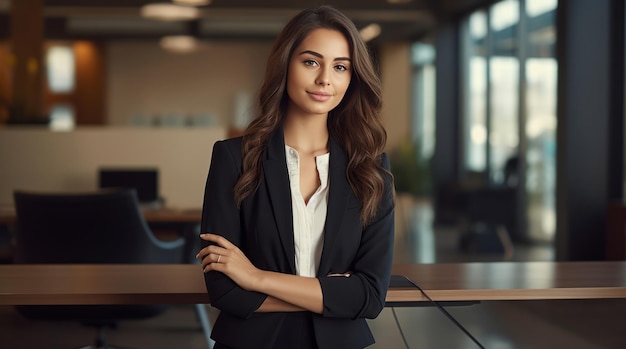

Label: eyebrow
[298,50,351,62]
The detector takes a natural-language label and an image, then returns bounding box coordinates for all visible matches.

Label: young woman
[196,6,395,349]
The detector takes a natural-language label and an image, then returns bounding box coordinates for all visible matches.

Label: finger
[195,245,217,260]
[203,263,217,273]
[195,248,209,260]
[203,257,226,273]
[196,244,227,260]
[200,233,237,249]
[199,252,210,269]
[200,252,224,269]
[205,245,229,257]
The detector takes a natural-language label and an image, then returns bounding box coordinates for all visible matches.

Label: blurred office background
[2,0,622,262]
[1,0,625,348]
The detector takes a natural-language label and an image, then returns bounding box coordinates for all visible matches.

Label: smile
[308,91,332,102]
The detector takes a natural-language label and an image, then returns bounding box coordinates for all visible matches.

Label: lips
[308,91,332,102]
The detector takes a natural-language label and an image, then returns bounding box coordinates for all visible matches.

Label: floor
[1,198,624,349]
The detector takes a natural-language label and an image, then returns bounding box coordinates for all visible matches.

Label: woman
[196,5,395,349]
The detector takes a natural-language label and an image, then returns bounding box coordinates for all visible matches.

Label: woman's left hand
[196,233,262,291]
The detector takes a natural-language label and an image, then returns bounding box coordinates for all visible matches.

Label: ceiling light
[173,0,211,6]
[359,23,381,42]
[141,3,200,21]
[160,35,199,53]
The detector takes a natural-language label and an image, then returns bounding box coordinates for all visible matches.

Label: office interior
[1,0,625,348]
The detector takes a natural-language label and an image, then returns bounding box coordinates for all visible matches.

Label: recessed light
[173,0,211,6]
[140,3,200,21]
[359,23,381,42]
[160,35,199,53]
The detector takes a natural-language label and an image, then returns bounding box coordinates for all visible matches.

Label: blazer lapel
[262,129,296,274]
[318,137,352,275]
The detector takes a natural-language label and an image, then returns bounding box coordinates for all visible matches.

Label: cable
[391,307,411,349]
[404,277,485,349]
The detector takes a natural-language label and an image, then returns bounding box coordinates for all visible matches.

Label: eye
[303,59,319,67]
[335,64,348,72]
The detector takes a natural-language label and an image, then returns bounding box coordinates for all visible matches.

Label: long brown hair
[234,5,389,225]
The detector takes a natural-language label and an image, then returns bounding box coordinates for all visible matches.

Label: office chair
[458,159,519,258]
[13,188,185,349]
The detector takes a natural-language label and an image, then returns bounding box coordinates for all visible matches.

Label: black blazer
[200,129,395,349]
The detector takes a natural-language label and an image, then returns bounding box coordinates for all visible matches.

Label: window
[524,0,557,241]
[46,46,75,93]
[489,0,519,185]
[411,42,436,161]
[463,12,488,172]
[461,0,557,241]
[45,44,76,129]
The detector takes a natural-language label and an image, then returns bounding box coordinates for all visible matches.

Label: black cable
[391,307,411,349]
[403,277,485,349]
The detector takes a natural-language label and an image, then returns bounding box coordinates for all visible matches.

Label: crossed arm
[197,233,323,314]
[199,140,393,319]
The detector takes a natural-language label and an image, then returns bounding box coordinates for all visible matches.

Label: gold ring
[217,255,221,263]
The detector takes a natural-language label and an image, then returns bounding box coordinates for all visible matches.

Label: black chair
[13,188,185,349]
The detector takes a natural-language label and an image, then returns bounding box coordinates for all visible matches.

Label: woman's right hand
[196,233,263,292]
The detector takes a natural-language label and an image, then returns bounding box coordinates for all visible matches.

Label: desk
[1,262,625,305]
[389,261,626,303]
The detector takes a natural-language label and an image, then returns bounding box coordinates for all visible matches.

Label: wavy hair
[234,5,389,225]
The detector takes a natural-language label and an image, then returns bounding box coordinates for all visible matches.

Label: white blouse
[285,145,330,277]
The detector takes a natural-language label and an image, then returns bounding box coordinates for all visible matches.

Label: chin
[310,108,334,116]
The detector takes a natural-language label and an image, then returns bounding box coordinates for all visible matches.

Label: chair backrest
[13,188,181,264]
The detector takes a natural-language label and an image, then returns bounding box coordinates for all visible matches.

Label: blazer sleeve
[201,140,267,319]
[318,153,395,319]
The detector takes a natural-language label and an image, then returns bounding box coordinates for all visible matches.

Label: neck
[283,116,329,154]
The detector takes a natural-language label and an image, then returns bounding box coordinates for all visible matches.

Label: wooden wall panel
[73,41,106,125]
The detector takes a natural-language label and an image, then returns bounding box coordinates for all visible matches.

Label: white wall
[106,40,273,127]
[104,40,412,152]
[0,127,227,209]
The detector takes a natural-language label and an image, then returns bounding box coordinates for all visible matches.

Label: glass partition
[489,0,519,185]
[461,0,557,242]
[411,42,436,161]
[524,0,557,241]
[464,12,488,173]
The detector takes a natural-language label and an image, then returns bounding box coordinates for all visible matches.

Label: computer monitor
[98,168,160,205]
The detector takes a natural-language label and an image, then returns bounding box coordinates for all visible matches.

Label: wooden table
[388,261,626,303]
[1,262,625,306]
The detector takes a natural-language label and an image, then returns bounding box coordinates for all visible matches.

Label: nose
[316,68,330,86]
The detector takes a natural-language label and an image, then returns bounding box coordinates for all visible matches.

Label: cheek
[286,74,300,100]
[286,61,299,90]
[287,79,300,100]
[287,69,307,92]
[336,76,351,97]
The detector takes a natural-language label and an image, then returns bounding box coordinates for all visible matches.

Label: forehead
[295,28,351,58]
